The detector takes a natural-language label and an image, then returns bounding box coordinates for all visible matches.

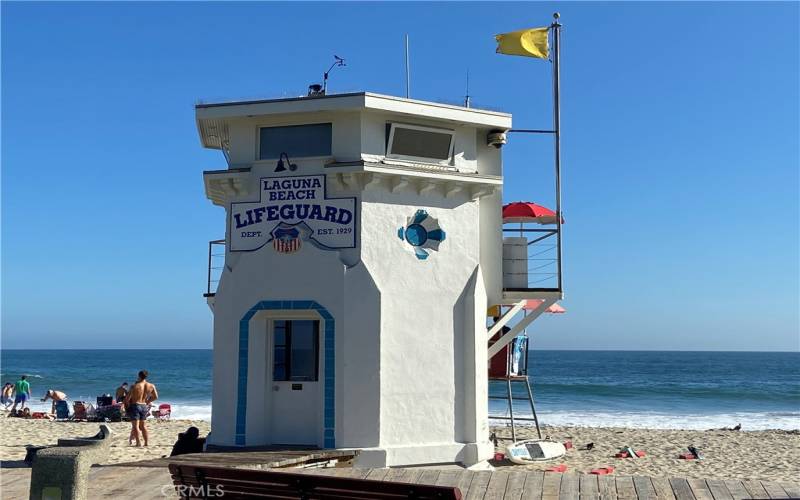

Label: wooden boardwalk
[2,465,799,499]
[293,468,800,499]
[111,448,357,469]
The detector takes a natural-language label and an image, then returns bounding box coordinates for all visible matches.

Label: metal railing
[502,227,561,292]
[205,239,225,297]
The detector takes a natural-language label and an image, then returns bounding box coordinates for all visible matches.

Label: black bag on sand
[95,404,122,422]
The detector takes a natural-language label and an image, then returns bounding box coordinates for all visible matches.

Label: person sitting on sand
[115,382,129,405]
[170,426,206,457]
[124,370,158,447]
[1,383,14,409]
[9,375,31,414]
[41,389,68,415]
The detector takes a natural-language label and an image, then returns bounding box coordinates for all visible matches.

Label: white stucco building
[196,92,560,467]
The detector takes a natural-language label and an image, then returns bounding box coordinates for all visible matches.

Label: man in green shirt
[10,375,31,413]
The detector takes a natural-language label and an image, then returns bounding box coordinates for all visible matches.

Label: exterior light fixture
[274,152,297,173]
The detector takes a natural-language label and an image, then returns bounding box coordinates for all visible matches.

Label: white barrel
[503,237,528,289]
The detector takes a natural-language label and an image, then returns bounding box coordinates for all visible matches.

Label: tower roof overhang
[195,92,512,149]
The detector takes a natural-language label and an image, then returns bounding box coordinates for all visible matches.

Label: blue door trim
[236,300,335,448]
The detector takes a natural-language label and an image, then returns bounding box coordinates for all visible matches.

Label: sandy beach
[1,416,796,483]
[0,416,211,465]
[491,424,800,483]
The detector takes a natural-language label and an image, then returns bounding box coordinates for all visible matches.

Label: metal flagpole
[551,12,563,292]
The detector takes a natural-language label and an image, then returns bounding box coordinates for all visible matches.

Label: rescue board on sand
[506,440,566,464]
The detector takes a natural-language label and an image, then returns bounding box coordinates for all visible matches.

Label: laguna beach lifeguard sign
[230,175,356,253]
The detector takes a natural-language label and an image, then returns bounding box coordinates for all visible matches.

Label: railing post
[207,240,213,296]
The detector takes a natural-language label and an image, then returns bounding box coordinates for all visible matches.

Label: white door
[270,319,321,446]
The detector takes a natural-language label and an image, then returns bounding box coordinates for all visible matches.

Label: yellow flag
[495,27,550,59]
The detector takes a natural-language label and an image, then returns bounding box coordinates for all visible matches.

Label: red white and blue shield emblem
[272,226,301,254]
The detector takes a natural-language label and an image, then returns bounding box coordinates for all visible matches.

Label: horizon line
[1,347,798,353]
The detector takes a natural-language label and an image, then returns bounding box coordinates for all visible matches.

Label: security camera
[487,131,508,149]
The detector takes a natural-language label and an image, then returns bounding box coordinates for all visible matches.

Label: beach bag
[96,395,113,407]
[96,403,122,422]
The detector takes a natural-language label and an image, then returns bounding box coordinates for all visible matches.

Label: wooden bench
[168,463,463,499]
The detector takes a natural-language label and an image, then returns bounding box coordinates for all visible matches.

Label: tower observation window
[386,123,455,164]
[259,123,332,160]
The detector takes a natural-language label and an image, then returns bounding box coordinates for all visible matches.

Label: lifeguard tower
[196,90,563,468]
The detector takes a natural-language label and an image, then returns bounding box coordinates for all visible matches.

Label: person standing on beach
[1,383,14,409]
[115,382,128,405]
[10,375,31,414]
[124,370,158,447]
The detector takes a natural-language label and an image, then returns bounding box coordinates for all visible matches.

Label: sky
[2,2,798,350]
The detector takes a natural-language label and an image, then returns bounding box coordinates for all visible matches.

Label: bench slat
[174,477,447,500]
[169,463,462,499]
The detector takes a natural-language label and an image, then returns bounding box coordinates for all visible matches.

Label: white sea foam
[12,400,213,421]
[170,403,212,421]
[15,400,797,429]
[16,401,52,413]
[161,404,800,429]
[168,404,797,429]
[490,409,800,430]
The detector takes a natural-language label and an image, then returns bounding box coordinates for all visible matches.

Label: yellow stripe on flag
[495,27,550,59]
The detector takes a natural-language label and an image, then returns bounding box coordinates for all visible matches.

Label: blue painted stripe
[236,299,334,448]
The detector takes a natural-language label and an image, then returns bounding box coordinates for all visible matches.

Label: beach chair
[157,403,171,420]
[55,400,70,420]
[72,401,87,421]
[168,464,463,499]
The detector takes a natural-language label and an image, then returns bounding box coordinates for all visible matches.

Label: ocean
[1,349,798,430]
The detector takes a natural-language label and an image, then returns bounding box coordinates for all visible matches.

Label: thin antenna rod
[404,34,410,98]
[464,70,471,108]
